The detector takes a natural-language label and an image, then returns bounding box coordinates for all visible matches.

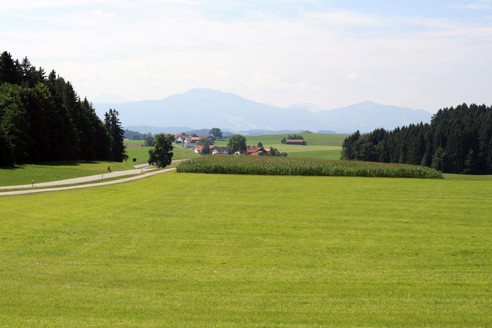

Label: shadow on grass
[1,160,103,170]
[0,165,21,170]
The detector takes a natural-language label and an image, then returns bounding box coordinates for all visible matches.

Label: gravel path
[0,166,176,196]
[0,164,156,191]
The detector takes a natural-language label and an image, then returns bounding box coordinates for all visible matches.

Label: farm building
[212,146,229,155]
[245,146,269,156]
[194,145,213,154]
[286,139,306,145]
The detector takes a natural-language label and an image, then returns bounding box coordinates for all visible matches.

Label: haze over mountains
[94,88,432,134]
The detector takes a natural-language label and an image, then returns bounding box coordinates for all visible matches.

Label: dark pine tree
[0,51,21,85]
[105,108,128,162]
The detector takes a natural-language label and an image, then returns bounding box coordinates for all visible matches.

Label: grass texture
[177,155,443,179]
[0,172,490,327]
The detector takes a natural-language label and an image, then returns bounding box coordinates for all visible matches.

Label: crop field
[0,172,490,327]
[215,133,347,160]
[178,155,443,178]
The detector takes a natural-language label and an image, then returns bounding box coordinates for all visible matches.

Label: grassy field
[173,146,201,160]
[0,145,197,187]
[0,172,490,327]
[124,139,145,145]
[124,146,151,165]
[215,133,347,160]
[125,144,199,162]
[0,161,133,187]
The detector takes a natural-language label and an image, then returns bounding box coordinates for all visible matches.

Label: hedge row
[177,155,443,179]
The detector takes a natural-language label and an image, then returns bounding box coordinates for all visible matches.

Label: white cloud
[94,10,116,17]
[451,0,492,10]
[2,1,491,112]
[345,72,359,81]
[308,10,383,26]
[0,0,80,11]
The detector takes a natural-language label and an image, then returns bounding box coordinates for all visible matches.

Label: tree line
[0,51,127,166]
[281,134,304,144]
[341,103,492,174]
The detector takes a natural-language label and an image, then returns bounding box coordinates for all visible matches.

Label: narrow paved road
[0,164,156,191]
[0,167,176,196]
[0,160,188,192]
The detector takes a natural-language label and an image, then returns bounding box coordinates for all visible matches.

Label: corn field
[177,155,443,179]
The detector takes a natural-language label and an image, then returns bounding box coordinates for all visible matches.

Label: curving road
[0,165,177,196]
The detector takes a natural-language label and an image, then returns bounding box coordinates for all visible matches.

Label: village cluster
[172,133,305,156]
[173,133,269,155]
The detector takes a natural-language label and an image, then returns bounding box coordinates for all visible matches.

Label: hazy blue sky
[1,0,491,112]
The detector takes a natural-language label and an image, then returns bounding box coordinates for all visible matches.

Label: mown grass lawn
[0,172,490,327]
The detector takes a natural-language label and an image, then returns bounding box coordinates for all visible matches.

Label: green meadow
[125,143,199,162]
[0,172,490,327]
[215,133,347,160]
[0,161,132,187]
[124,146,151,165]
[172,146,200,160]
[124,139,145,145]
[0,145,197,187]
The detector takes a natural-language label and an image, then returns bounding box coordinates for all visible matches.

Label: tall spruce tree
[0,51,21,85]
[104,108,127,162]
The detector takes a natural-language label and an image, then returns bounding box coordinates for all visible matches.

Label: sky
[1,0,492,113]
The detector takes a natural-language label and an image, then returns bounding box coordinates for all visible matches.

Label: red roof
[194,145,215,151]
[246,146,268,155]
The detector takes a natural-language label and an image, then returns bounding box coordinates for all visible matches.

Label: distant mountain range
[93,88,432,134]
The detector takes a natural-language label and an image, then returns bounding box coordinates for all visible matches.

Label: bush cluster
[177,155,443,179]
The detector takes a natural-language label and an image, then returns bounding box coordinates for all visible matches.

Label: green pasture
[0,145,196,187]
[215,133,347,159]
[0,172,490,327]
[223,133,347,147]
[443,173,492,181]
[173,146,200,160]
[125,144,199,162]
[0,161,132,187]
[124,139,144,145]
[288,149,343,160]
[124,146,151,165]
